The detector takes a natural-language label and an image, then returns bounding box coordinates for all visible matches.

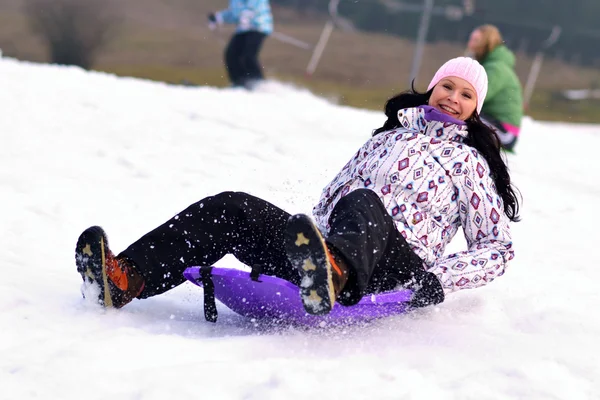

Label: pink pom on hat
[427,57,488,114]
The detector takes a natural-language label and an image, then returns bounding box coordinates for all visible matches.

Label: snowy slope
[1,57,598,400]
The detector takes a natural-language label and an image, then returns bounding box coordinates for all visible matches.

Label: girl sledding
[75,57,520,323]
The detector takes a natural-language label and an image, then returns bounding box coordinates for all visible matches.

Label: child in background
[467,24,523,152]
[208,0,273,89]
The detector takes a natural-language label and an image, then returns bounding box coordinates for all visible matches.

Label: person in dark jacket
[467,24,523,152]
[208,0,273,89]
[75,58,520,317]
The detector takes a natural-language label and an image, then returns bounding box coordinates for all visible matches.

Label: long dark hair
[373,85,521,222]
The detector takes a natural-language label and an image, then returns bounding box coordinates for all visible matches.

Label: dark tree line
[22,0,600,69]
[273,0,600,66]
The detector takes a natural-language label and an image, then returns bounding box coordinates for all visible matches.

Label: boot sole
[285,214,335,315]
[75,226,114,308]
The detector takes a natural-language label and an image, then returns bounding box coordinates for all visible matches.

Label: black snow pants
[224,31,267,87]
[481,112,518,152]
[120,190,443,306]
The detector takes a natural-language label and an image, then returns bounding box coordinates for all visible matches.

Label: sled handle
[200,266,218,323]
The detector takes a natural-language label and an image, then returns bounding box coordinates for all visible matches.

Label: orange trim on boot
[105,255,129,291]
[327,252,343,277]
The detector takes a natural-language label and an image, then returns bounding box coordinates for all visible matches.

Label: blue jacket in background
[216,0,273,35]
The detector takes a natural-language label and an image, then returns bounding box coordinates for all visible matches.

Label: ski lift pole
[523,25,562,109]
[271,32,312,50]
[306,0,340,77]
[408,0,434,86]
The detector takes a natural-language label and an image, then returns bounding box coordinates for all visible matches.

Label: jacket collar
[396,106,469,141]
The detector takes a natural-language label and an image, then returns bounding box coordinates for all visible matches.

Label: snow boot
[75,226,145,308]
[285,214,349,315]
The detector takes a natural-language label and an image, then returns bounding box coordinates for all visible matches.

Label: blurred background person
[467,24,523,152]
[208,0,273,89]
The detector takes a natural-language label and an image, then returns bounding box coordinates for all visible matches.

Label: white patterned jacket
[313,106,514,294]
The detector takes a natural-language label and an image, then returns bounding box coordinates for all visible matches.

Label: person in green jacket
[467,25,523,152]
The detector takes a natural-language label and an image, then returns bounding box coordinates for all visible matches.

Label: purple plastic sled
[183,266,413,325]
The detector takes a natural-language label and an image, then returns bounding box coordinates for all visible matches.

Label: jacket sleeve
[429,150,514,293]
[216,1,243,25]
[311,135,378,232]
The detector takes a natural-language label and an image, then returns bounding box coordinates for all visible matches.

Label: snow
[1,57,598,399]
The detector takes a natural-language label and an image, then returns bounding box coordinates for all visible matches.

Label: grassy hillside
[2,0,600,122]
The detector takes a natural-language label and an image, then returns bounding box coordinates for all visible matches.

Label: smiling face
[428,77,477,121]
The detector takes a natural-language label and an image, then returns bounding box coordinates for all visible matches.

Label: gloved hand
[407,272,445,308]
[207,12,218,30]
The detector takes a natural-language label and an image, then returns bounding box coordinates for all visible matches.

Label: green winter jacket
[480,45,523,127]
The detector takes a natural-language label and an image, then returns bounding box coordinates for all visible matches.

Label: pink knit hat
[427,57,488,114]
